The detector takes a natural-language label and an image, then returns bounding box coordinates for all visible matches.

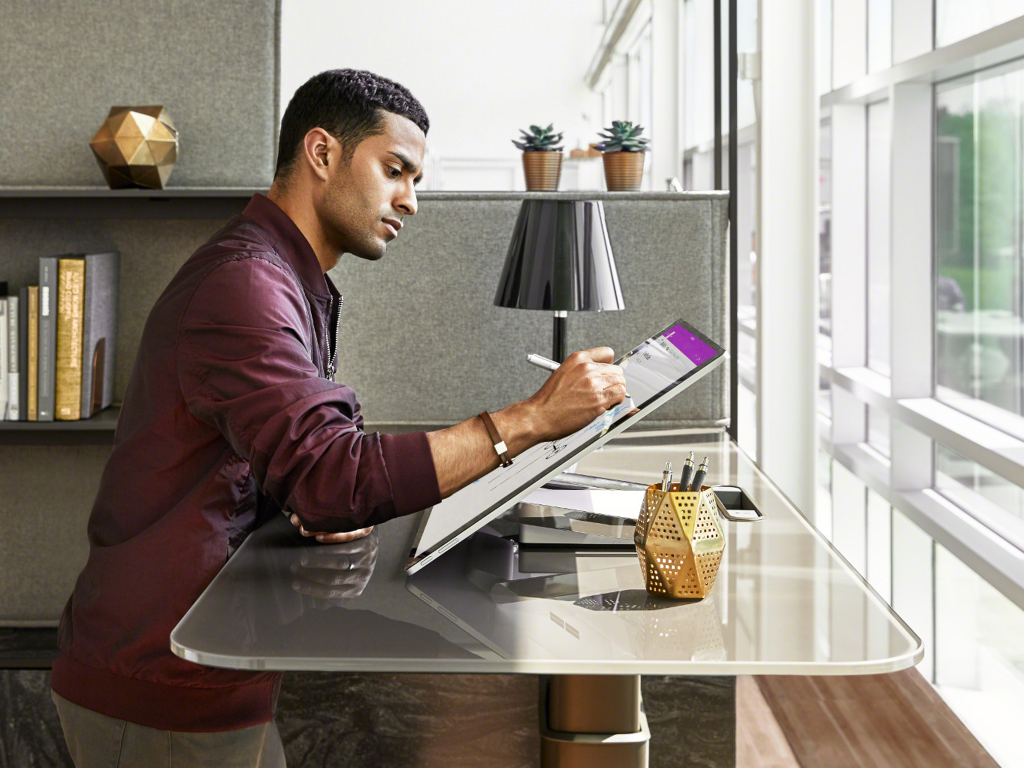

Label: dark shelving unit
[1,187,260,443]
[0,406,120,445]
[0,186,261,220]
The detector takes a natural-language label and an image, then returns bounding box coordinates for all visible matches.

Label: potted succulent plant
[513,123,564,191]
[595,120,650,191]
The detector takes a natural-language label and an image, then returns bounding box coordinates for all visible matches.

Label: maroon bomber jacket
[51,193,441,731]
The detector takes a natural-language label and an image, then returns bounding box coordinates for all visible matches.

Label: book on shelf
[55,257,86,420]
[3,251,121,424]
[27,286,39,421]
[53,252,121,421]
[7,289,19,420]
[0,283,7,420]
[18,287,29,421]
[37,255,63,422]
[80,251,120,419]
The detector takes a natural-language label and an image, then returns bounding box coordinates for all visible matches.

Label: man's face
[316,111,425,261]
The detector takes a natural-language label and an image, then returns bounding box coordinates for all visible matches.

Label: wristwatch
[478,411,513,468]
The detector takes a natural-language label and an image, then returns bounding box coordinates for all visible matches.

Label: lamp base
[553,311,567,363]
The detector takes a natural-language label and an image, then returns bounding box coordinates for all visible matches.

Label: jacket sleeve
[175,256,441,532]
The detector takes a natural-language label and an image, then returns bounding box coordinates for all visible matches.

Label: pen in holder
[635,484,726,599]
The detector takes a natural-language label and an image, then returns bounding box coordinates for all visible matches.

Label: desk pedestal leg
[539,674,649,768]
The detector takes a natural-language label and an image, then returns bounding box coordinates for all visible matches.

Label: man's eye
[388,166,402,178]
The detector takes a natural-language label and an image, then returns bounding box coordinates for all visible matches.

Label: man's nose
[395,184,417,217]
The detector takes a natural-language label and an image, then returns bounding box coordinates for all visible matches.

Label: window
[867,0,892,73]
[734,0,759,132]
[867,405,890,457]
[814,5,1024,761]
[935,443,1024,551]
[892,509,935,680]
[832,461,868,575]
[934,544,1024,768]
[818,366,832,417]
[867,100,891,376]
[866,490,892,602]
[684,0,715,155]
[935,61,1024,438]
[817,451,833,539]
[629,25,653,148]
[817,110,833,388]
[817,0,832,94]
[819,115,833,342]
[936,0,1024,47]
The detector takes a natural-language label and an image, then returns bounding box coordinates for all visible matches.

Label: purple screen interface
[663,325,718,365]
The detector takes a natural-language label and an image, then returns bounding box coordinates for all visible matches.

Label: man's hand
[289,513,374,544]
[426,347,627,497]
[289,528,378,604]
[524,347,628,441]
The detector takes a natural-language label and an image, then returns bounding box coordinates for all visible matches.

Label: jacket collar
[242,193,332,299]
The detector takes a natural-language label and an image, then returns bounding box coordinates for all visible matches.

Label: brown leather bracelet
[478,411,513,468]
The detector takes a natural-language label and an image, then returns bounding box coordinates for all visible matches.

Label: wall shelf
[0,406,119,445]
[0,188,262,220]
[0,187,263,197]
[0,187,726,219]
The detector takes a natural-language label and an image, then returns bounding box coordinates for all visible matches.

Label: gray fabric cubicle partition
[0,0,281,624]
[0,0,280,188]
[329,191,730,432]
[0,190,727,624]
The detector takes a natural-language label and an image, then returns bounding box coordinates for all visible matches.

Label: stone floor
[1,669,736,767]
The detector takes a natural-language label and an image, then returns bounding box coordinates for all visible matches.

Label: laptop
[405,318,726,574]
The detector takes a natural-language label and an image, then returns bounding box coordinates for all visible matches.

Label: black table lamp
[494,199,625,362]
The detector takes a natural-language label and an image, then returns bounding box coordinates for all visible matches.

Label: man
[50,69,627,765]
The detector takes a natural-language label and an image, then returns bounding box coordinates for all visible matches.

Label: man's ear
[302,128,335,182]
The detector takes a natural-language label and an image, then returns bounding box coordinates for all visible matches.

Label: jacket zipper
[326,294,343,380]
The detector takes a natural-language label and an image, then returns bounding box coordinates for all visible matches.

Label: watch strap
[478,411,513,468]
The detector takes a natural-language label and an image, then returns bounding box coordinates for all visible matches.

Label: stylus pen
[526,353,560,372]
[678,451,694,491]
[689,457,709,492]
[527,352,634,402]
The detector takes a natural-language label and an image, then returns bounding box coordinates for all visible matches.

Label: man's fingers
[602,383,629,408]
[580,346,614,364]
[312,527,374,544]
[289,516,375,543]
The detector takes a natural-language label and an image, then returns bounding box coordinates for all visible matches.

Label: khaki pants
[51,691,286,768]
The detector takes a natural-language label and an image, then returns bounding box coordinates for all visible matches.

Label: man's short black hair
[275,69,429,179]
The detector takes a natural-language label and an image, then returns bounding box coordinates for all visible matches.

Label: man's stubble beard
[320,180,387,262]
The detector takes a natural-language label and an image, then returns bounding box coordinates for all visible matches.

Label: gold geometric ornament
[89,106,178,189]
[634,484,726,599]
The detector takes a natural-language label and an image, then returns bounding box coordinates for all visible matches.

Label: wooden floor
[737,675,800,768]
[740,669,1000,768]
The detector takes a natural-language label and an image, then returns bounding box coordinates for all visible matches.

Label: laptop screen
[407,318,725,573]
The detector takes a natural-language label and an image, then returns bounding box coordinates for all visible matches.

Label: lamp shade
[494,200,625,312]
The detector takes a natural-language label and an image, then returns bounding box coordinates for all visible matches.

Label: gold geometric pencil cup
[634,484,726,599]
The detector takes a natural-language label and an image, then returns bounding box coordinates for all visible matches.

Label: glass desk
[172,436,922,767]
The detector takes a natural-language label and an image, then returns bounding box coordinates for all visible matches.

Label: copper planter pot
[602,151,646,191]
[522,151,562,191]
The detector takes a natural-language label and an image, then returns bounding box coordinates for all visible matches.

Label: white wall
[280,0,605,189]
